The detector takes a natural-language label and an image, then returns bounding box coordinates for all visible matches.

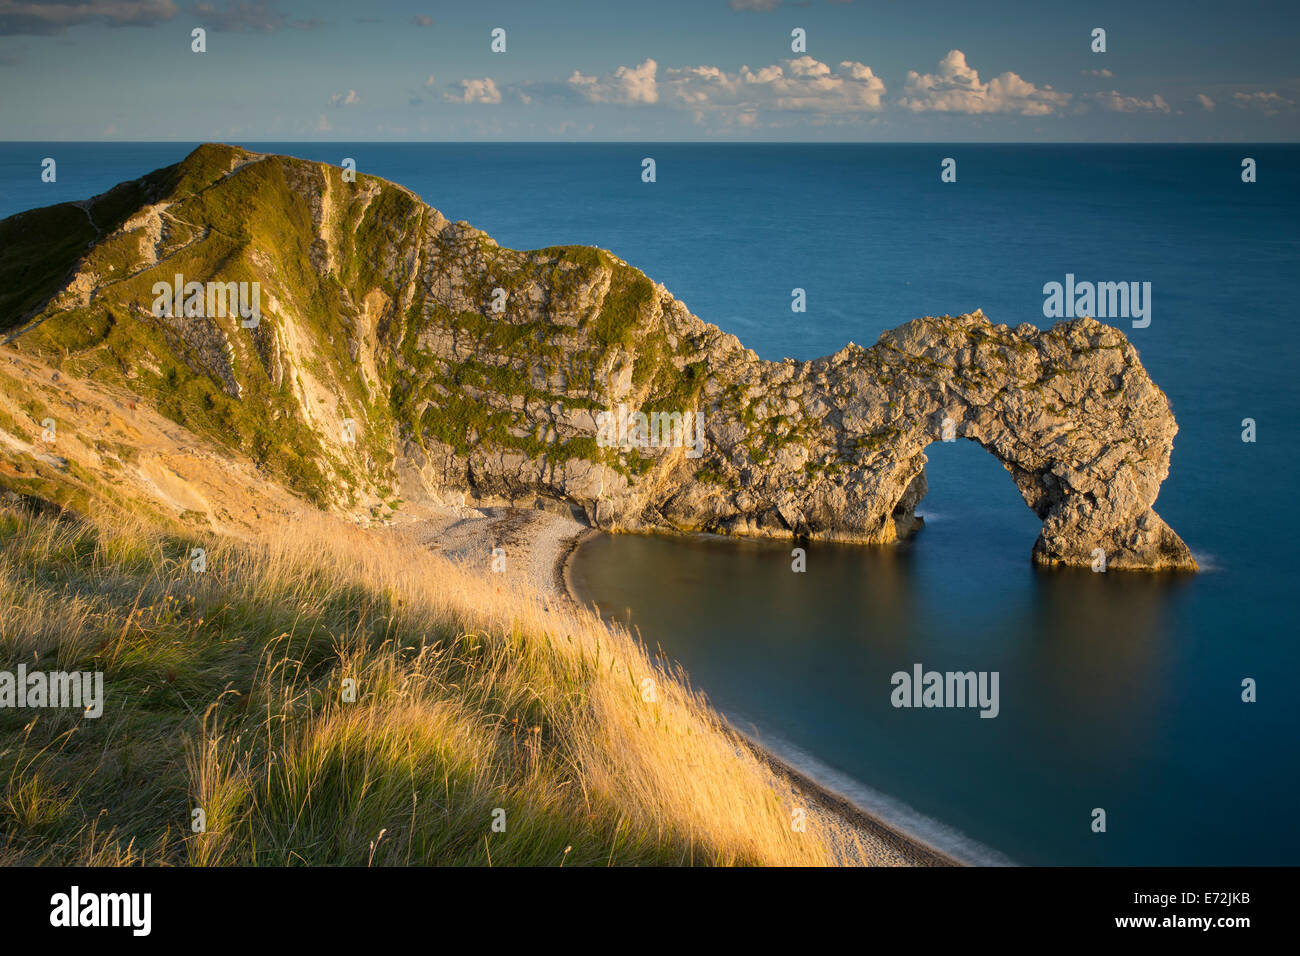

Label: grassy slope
[0,501,867,866]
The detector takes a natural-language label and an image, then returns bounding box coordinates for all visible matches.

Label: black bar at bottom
[0,865,1288,942]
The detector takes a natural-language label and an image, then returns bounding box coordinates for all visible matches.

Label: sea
[2,142,1296,865]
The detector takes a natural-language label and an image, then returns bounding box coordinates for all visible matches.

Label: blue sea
[2,142,1297,865]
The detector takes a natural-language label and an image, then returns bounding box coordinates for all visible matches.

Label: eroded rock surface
[0,144,1196,571]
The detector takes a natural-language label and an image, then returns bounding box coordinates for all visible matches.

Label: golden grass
[0,501,874,865]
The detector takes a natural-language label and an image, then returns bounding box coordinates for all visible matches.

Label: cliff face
[0,144,1195,571]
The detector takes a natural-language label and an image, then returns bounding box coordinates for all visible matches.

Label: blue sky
[1,0,1297,141]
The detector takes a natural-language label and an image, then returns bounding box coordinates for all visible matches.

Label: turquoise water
[3,143,1297,864]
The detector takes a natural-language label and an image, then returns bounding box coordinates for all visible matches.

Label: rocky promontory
[0,144,1195,571]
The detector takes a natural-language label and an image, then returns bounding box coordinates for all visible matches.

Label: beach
[392,500,592,600]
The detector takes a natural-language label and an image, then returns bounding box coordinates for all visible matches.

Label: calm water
[3,143,1297,864]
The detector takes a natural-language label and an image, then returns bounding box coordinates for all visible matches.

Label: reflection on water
[568,498,1295,865]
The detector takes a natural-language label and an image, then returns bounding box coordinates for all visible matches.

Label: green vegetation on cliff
[3,145,721,510]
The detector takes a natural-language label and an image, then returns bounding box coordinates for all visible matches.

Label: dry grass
[0,501,872,865]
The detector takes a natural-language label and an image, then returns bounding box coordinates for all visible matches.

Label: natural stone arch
[889,426,1191,573]
[864,314,1194,571]
[0,149,1193,572]
[606,311,1196,572]
[382,223,1191,570]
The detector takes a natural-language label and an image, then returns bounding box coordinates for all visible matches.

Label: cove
[567,441,1299,866]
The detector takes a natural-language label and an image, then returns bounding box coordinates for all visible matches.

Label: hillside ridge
[0,144,1195,570]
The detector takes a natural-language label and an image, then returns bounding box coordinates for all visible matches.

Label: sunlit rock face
[588,306,1195,572]
[1,145,1195,571]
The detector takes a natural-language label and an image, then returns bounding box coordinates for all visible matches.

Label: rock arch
[617,311,1196,572]
[0,149,1195,573]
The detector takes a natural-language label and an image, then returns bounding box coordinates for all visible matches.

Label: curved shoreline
[556,523,601,598]
[557,523,996,868]
[733,723,966,866]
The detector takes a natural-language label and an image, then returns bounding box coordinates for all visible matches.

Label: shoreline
[557,523,601,599]
[553,516,979,868]
[736,726,964,867]
[404,502,992,865]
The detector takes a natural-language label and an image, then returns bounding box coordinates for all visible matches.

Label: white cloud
[445,77,502,105]
[328,89,361,108]
[424,74,436,88]
[664,56,886,113]
[568,58,659,105]
[1232,91,1294,114]
[1082,68,1113,78]
[315,113,331,132]
[729,0,782,9]
[900,50,1069,116]
[1196,93,1215,111]
[1094,90,1170,113]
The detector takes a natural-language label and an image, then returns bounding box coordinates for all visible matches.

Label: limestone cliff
[0,144,1195,571]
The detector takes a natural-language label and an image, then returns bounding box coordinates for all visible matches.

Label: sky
[0,0,1297,141]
